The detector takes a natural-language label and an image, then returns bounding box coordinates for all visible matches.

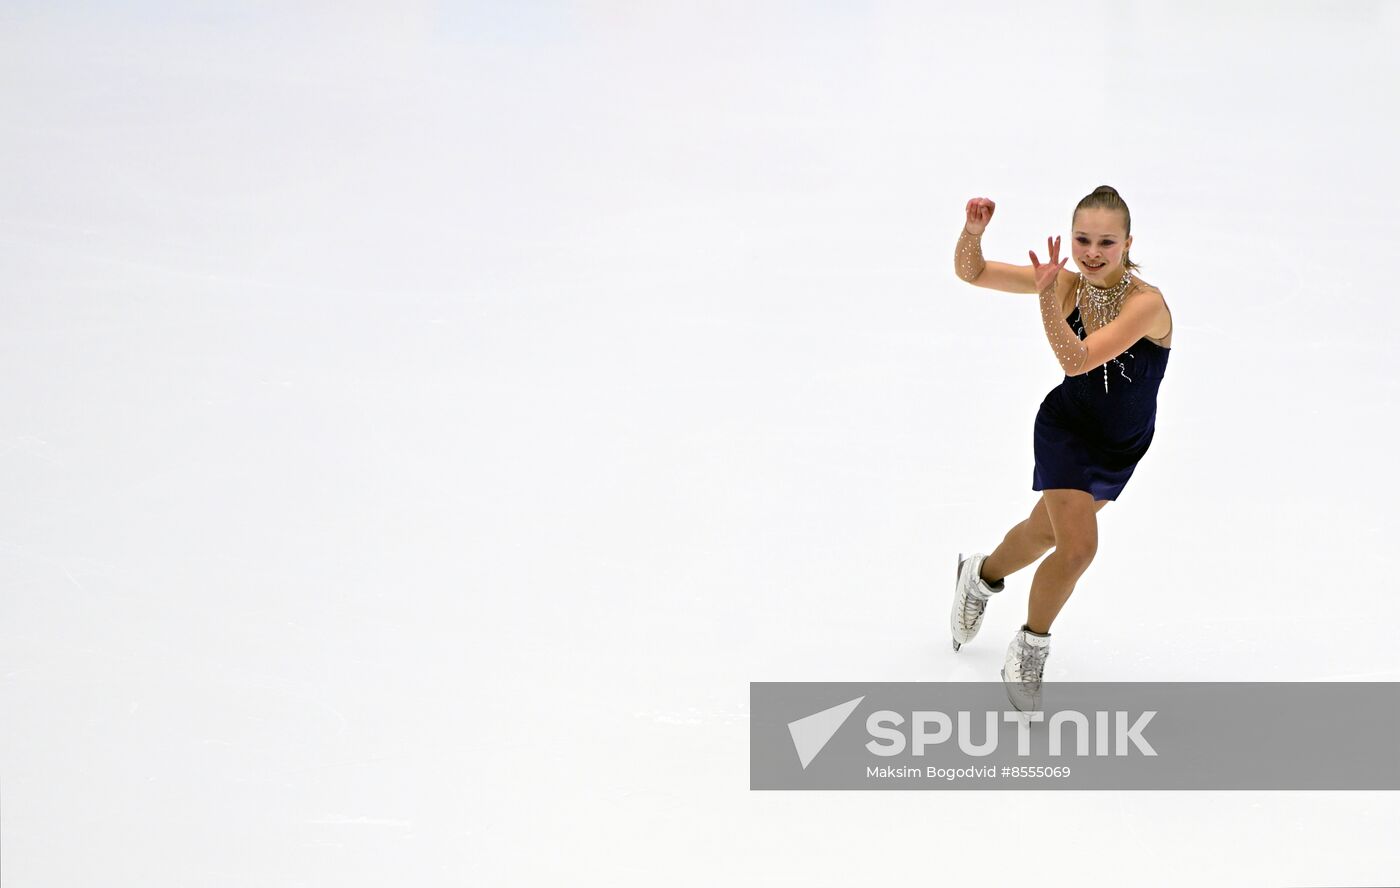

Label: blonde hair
[1074,185,1141,273]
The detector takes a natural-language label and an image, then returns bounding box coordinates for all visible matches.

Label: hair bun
[1093,185,1119,195]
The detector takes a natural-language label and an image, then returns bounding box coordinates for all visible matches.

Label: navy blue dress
[1032,306,1170,501]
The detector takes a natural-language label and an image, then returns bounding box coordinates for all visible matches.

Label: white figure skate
[1001,625,1051,712]
[950,552,1004,652]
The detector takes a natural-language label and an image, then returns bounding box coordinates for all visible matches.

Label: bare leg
[981,497,1056,585]
[982,495,1109,585]
[1025,489,1102,633]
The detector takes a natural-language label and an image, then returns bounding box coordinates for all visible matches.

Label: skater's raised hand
[964,197,995,235]
[1029,235,1069,292]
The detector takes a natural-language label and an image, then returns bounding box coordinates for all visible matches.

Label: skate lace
[1017,641,1049,689]
[958,589,988,631]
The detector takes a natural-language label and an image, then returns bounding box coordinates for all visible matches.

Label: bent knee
[1054,537,1097,571]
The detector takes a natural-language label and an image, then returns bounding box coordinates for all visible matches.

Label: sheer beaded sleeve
[954,228,986,282]
[1039,277,1088,375]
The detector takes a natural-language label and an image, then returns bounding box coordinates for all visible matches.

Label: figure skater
[948,185,1173,711]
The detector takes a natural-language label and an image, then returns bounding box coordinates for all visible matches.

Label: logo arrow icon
[787,696,865,769]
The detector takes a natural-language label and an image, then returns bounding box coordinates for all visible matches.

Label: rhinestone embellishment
[1076,270,1136,393]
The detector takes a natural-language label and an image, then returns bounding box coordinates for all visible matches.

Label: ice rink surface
[2,1,1399,885]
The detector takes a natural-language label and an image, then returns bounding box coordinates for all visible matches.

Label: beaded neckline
[1076,270,1135,328]
[1074,271,1171,349]
[1073,270,1144,392]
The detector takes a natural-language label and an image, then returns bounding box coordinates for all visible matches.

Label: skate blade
[951,552,965,652]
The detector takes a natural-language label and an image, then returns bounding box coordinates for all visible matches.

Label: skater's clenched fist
[964,198,995,235]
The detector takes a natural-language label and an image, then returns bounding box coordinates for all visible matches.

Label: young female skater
[948,185,1173,711]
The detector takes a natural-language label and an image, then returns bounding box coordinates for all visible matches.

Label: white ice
[2,2,1398,885]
